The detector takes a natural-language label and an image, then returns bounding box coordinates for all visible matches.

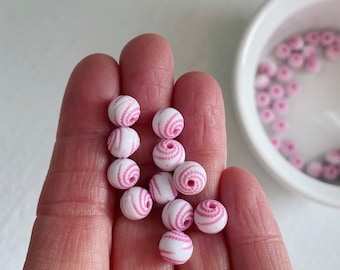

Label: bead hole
[208,202,217,209]
[184,220,191,227]
[167,143,174,149]
[129,177,136,183]
[187,180,195,187]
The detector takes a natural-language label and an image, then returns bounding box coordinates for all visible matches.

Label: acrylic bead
[276,66,293,83]
[254,74,270,90]
[120,187,153,220]
[325,44,340,61]
[161,199,193,231]
[320,31,335,47]
[272,119,289,133]
[259,108,275,124]
[304,31,320,45]
[258,60,277,77]
[149,172,178,204]
[152,107,184,139]
[302,45,317,59]
[159,230,193,265]
[324,150,340,165]
[288,35,305,51]
[152,139,186,171]
[107,158,140,189]
[194,200,228,234]
[281,139,297,157]
[287,53,304,69]
[108,95,140,127]
[289,155,305,170]
[107,127,140,158]
[305,57,321,73]
[286,81,301,96]
[273,99,289,115]
[173,161,207,195]
[275,43,291,60]
[268,84,284,100]
[256,92,271,108]
[269,134,281,150]
[305,161,323,178]
[322,165,339,181]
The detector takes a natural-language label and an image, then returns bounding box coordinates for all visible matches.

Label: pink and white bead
[305,161,323,178]
[152,107,184,139]
[258,60,277,77]
[269,134,281,150]
[288,154,305,170]
[287,53,304,69]
[152,139,186,171]
[322,164,339,181]
[194,200,228,234]
[108,95,140,127]
[107,158,140,189]
[324,149,340,165]
[161,199,193,231]
[149,172,178,204]
[120,187,153,220]
[259,108,275,124]
[305,57,321,73]
[325,44,340,61]
[320,31,335,47]
[159,230,193,265]
[276,66,293,83]
[254,74,270,90]
[304,31,320,46]
[281,139,297,157]
[256,92,271,108]
[268,84,285,100]
[286,81,301,96]
[272,99,289,115]
[173,161,207,195]
[288,35,305,51]
[302,45,317,59]
[272,119,289,133]
[275,43,291,60]
[107,127,140,158]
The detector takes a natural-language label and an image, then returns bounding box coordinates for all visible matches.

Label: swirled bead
[120,187,153,220]
[161,199,193,231]
[108,95,140,127]
[107,158,140,189]
[152,107,184,139]
[194,200,228,234]
[173,161,207,195]
[149,172,178,204]
[107,127,140,158]
[159,230,193,265]
[152,139,186,171]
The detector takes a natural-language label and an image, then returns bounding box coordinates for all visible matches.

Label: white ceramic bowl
[234,0,340,208]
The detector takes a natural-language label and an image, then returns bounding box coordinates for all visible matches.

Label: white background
[1,0,339,269]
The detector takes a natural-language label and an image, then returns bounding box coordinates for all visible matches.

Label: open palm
[24,34,291,270]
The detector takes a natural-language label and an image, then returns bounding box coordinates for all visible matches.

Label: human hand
[24,34,292,270]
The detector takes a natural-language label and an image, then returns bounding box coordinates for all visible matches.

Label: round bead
[258,61,277,77]
[161,199,193,231]
[107,127,140,158]
[259,108,275,124]
[268,84,285,100]
[173,161,207,195]
[269,134,281,150]
[302,45,317,59]
[305,57,321,73]
[288,35,305,51]
[108,95,140,127]
[272,119,289,133]
[286,81,301,96]
[152,107,184,139]
[276,66,293,83]
[149,172,178,204]
[275,43,291,60]
[305,161,323,178]
[107,158,140,189]
[194,200,228,234]
[254,74,270,90]
[281,139,297,157]
[320,31,335,47]
[325,44,340,61]
[322,165,339,181]
[304,31,320,45]
[272,99,289,115]
[152,139,186,171]
[255,92,271,108]
[159,230,193,265]
[120,187,153,220]
[287,53,304,69]
[324,149,340,165]
[289,154,305,170]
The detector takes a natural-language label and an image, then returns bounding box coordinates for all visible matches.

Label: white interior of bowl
[234,0,340,207]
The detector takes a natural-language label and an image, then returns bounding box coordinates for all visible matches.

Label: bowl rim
[233,0,340,208]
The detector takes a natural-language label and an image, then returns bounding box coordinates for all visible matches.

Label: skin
[24,34,292,270]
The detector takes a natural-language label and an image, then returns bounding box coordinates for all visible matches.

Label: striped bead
[152,139,185,171]
[107,127,140,158]
[149,172,178,204]
[108,95,140,127]
[152,107,184,139]
[161,199,193,231]
[107,158,140,189]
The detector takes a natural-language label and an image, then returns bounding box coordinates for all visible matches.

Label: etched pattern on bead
[107,127,140,158]
[159,230,193,265]
[149,172,178,204]
[152,139,186,171]
[162,199,193,231]
[173,161,207,195]
[120,187,153,220]
[152,107,184,139]
[107,158,140,189]
[108,95,140,127]
[194,200,228,234]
